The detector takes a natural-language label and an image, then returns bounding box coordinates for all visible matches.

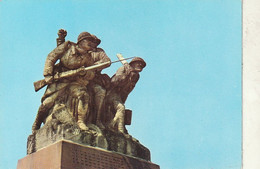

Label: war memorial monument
[17,29,160,169]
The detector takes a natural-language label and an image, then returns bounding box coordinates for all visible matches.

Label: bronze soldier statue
[107,57,146,133]
[28,31,153,162]
[32,30,111,132]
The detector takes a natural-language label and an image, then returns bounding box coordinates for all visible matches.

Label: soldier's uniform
[107,57,146,133]
[88,47,111,128]
[32,32,111,132]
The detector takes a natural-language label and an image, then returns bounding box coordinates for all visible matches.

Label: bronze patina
[28,29,150,161]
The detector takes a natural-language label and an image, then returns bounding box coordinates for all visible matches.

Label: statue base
[27,105,151,161]
[17,140,160,169]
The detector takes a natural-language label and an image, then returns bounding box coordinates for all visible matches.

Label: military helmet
[129,57,146,68]
[77,32,101,45]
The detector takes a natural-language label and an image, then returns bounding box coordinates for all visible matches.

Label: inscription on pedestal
[70,146,126,169]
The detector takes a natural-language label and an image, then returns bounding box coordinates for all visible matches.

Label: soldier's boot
[32,104,48,133]
[95,91,106,129]
[77,99,89,131]
[77,119,89,130]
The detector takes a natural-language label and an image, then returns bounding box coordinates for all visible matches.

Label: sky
[0,1,242,169]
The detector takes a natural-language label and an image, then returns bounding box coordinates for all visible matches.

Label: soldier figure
[107,57,146,133]
[32,31,111,132]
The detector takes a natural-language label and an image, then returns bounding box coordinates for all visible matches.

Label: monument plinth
[17,140,160,169]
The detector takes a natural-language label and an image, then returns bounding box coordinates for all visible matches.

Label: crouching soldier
[106,57,146,133]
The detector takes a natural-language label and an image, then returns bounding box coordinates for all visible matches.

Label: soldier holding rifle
[32,30,111,132]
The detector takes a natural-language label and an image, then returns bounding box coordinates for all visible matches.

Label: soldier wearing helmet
[106,57,146,134]
[76,32,112,129]
[32,30,111,133]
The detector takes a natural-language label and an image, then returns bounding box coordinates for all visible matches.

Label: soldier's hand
[44,75,53,85]
[78,66,86,75]
[78,67,95,80]
[58,29,67,38]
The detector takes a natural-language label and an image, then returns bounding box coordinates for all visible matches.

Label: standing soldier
[78,32,111,129]
[107,57,146,133]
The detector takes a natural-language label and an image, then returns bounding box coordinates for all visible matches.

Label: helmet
[77,32,101,45]
[129,57,146,68]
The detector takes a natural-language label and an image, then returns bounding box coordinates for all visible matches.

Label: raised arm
[43,41,70,77]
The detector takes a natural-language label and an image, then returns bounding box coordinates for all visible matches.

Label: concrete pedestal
[17,140,160,169]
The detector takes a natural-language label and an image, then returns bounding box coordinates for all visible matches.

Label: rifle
[33,55,135,92]
[34,61,110,92]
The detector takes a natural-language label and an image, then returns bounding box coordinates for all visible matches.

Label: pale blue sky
[0,1,241,169]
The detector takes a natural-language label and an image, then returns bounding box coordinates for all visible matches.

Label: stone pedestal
[17,140,160,169]
[27,107,151,161]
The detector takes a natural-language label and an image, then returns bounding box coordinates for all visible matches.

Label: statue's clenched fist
[57,29,67,39]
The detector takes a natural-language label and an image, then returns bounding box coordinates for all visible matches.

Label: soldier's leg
[77,95,90,130]
[32,95,57,132]
[70,85,90,130]
[92,84,106,129]
[110,100,125,133]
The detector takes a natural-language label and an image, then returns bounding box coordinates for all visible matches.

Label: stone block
[18,140,160,169]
